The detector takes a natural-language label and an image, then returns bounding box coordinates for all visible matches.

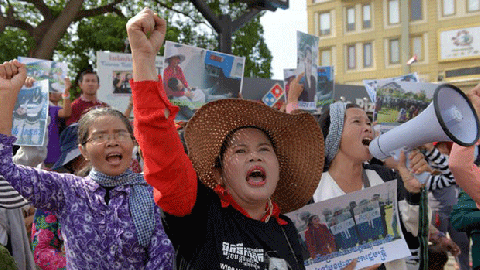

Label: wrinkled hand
[0,60,27,96]
[438,236,461,256]
[468,83,480,120]
[287,72,305,103]
[126,8,166,58]
[24,77,35,88]
[397,150,423,193]
[408,150,429,174]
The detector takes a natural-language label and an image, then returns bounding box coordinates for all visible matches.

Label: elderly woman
[127,9,329,270]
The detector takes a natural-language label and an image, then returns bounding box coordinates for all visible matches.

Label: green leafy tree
[0,0,272,82]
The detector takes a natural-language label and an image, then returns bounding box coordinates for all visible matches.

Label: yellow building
[307,0,480,91]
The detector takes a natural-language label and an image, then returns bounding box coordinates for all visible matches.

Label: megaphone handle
[391,148,430,185]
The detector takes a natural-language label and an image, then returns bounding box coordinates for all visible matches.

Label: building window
[320,49,332,66]
[347,45,356,69]
[362,4,371,29]
[411,36,423,61]
[388,0,400,24]
[443,0,455,16]
[410,0,422,21]
[363,43,372,67]
[389,39,400,64]
[468,0,480,12]
[346,7,356,31]
[319,12,331,36]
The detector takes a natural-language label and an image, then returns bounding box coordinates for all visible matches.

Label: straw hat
[184,98,324,213]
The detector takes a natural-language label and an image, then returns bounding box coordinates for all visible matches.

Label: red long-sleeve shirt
[130,77,197,216]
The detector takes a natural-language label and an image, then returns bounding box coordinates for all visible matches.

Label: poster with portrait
[164,41,245,121]
[286,181,410,270]
[316,65,335,107]
[17,57,69,93]
[11,80,49,146]
[96,51,164,112]
[296,31,319,111]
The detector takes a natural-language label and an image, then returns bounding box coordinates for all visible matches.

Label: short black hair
[78,70,99,84]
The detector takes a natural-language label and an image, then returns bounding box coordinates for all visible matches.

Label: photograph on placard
[11,80,49,146]
[164,41,245,121]
[286,181,410,270]
[296,31,319,110]
[96,51,164,112]
[112,71,133,94]
[18,57,69,93]
[316,65,335,107]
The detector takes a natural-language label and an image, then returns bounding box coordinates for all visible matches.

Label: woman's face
[219,128,280,207]
[337,108,373,162]
[311,216,321,226]
[79,115,134,176]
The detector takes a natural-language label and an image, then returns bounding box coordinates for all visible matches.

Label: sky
[260,0,308,80]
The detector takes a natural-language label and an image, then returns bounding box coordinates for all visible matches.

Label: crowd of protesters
[0,7,479,270]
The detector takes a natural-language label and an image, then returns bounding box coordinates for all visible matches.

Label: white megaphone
[370,84,479,178]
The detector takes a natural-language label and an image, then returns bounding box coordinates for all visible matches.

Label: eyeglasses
[85,131,133,144]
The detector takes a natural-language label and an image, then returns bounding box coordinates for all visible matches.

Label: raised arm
[127,9,197,216]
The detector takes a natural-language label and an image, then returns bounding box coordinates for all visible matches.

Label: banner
[12,80,49,146]
[163,41,245,121]
[17,57,68,93]
[286,181,410,270]
[96,51,164,111]
[439,25,480,61]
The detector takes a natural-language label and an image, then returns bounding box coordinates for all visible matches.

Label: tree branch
[0,11,35,35]
[74,0,125,20]
[23,0,53,20]
[154,1,208,26]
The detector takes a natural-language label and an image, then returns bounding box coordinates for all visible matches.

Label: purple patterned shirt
[0,135,174,269]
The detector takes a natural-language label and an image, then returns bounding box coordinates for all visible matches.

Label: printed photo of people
[112,71,133,94]
[295,31,319,110]
[286,181,407,269]
[164,41,245,121]
[11,80,49,146]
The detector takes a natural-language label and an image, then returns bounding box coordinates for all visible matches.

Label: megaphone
[369,84,479,161]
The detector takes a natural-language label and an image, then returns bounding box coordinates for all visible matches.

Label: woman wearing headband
[127,9,334,270]
[286,75,429,269]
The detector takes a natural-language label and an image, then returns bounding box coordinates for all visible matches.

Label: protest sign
[296,31,319,111]
[12,80,49,146]
[316,65,335,107]
[96,51,164,111]
[17,57,68,93]
[163,41,245,121]
[262,84,284,107]
[374,81,436,125]
[286,181,410,270]
[363,73,419,103]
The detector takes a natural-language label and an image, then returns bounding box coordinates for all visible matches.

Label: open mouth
[246,166,267,186]
[362,138,372,146]
[106,152,123,164]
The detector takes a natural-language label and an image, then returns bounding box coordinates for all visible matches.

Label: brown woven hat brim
[184,99,324,213]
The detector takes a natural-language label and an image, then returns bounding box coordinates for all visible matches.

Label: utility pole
[189,0,288,54]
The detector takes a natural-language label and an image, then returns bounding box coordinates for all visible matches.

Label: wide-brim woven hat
[166,54,186,64]
[184,99,324,213]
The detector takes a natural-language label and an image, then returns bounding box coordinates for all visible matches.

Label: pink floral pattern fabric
[31,209,66,270]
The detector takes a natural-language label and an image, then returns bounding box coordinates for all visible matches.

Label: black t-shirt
[163,181,305,270]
